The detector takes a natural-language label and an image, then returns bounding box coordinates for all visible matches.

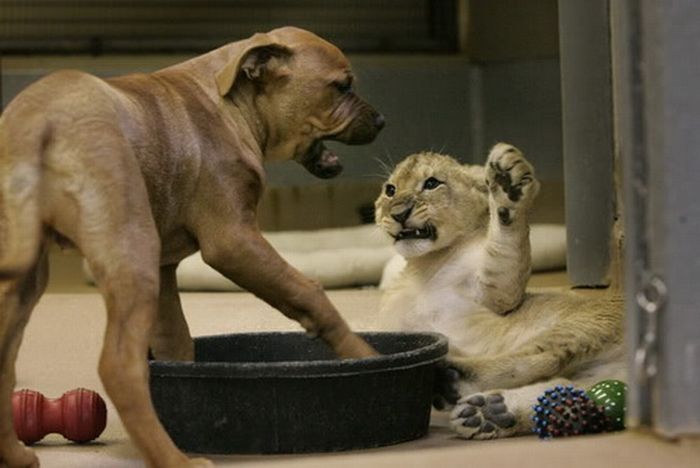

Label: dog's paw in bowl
[149,331,448,454]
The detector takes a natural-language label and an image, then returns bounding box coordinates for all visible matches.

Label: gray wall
[1,55,563,185]
[480,59,563,180]
[267,56,477,185]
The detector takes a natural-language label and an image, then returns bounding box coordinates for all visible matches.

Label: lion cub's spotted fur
[375,143,625,440]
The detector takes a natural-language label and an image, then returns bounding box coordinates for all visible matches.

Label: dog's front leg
[150,264,194,361]
[200,228,378,359]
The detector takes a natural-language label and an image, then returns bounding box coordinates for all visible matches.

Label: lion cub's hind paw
[450,392,517,440]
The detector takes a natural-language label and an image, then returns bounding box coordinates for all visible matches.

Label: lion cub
[374,143,625,439]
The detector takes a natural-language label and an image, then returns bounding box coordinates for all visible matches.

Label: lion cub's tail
[0,114,45,279]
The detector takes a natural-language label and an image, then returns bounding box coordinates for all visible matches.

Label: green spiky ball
[586,380,627,431]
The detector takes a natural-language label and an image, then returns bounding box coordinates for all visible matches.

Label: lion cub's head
[375,152,489,258]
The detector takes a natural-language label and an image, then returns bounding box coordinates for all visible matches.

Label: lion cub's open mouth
[393,225,437,242]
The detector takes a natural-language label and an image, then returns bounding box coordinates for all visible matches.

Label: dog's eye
[423,177,443,191]
[334,81,353,94]
[385,184,396,197]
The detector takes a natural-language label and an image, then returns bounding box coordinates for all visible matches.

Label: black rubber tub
[149,332,447,454]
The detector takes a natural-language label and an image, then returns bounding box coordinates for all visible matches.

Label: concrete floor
[16,279,700,468]
[18,234,693,468]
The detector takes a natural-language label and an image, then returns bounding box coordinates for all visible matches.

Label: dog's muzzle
[300,100,384,179]
[340,107,385,146]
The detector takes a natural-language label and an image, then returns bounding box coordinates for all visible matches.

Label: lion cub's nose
[391,206,413,224]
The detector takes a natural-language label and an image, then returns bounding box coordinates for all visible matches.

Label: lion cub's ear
[216,33,292,96]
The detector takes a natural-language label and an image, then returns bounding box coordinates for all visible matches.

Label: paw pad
[451,392,517,439]
[485,145,538,225]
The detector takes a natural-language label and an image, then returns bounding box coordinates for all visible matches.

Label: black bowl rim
[149,331,448,379]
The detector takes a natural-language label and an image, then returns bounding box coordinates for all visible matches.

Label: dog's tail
[0,114,45,279]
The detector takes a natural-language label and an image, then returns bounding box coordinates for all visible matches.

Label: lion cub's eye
[385,184,396,197]
[422,177,443,191]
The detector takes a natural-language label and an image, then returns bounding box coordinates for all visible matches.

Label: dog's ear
[216,33,292,96]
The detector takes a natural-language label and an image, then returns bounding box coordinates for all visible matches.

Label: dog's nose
[374,113,385,130]
[391,206,412,224]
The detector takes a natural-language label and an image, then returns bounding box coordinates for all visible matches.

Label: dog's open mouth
[393,225,437,242]
[299,140,343,179]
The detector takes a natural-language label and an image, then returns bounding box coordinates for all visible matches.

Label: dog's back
[0,70,118,277]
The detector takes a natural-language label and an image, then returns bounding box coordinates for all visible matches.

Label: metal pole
[558,0,616,287]
[614,0,700,436]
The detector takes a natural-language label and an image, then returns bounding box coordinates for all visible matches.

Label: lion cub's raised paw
[485,143,540,225]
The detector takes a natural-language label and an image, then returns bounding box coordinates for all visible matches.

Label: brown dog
[0,27,383,467]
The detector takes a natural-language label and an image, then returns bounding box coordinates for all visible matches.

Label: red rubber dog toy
[12,388,107,445]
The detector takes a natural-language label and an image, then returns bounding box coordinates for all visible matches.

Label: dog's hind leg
[0,244,48,468]
[83,224,209,467]
[150,264,194,361]
[0,115,45,280]
[66,156,209,467]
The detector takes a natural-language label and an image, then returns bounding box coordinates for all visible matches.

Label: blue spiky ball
[532,384,612,439]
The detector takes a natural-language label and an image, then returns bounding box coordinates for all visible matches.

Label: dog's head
[215,27,384,178]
